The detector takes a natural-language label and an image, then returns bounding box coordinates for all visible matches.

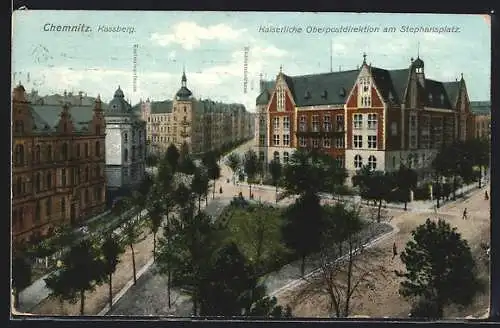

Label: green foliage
[282,192,324,276]
[101,234,123,276]
[243,150,259,182]
[396,218,481,318]
[191,168,209,209]
[165,144,180,173]
[225,152,241,176]
[268,159,282,187]
[145,153,159,167]
[248,296,293,318]
[198,242,258,316]
[44,239,105,314]
[178,156,197,175]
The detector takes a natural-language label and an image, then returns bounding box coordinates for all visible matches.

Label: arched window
[61,168,66,186]
[283,152,290,164]
[15,144,24,165]
[273,151,280,162]
[354,155,363,169]
[35,145,41,163]
[46,145,52,161]
[35,173,41,192]
[61,143,68,161]
[95,141,100,157]
[124,133,128,143]
[124,149,129,162]
[46,172,52,189]
[368,155,377,170]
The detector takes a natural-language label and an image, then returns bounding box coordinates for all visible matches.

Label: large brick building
[470,101,491,140]
[256,55,477,183]
[12,84,107,247]
[138,69,255,156]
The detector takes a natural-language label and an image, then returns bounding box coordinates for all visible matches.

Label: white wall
[345,149,386,172]
[105,128,122,165]
[105,166,122,189]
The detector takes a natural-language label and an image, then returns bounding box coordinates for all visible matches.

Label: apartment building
[139,70,254,156]
[470,101,491,140]
[12,84,106,247]
[256,55,477,182]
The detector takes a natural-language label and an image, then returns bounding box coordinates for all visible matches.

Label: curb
[269,221,399,298]
[97,257,155,316]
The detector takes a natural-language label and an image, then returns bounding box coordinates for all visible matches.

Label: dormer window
[440,94,445,104]
[389,92,395,102]
[339,88,346,97]
[321,90,328,99]
[304,91,311,99]
[428,94,433,102]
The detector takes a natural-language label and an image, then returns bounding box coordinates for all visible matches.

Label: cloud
[150,22,247,50]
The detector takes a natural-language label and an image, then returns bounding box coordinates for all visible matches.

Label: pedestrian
[392,242,398,260]
[462,208,468,220]
[485,190,489,201]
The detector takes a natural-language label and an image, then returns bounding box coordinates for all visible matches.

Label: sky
[12,11,491,112]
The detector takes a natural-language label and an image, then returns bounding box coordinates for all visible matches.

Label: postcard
[11,11,491,319]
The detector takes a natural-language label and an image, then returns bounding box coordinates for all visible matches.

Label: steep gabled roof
[423,79,453,109]
[442,81,460,108]
[30,105,95,133]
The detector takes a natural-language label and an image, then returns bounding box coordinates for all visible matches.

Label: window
[353,135,363,148]
[367,114,377,130]
[336,115,344,131]
[410,115,417,130]
[283,116,290,130]
[299,136,307,147]
[84,143,89,157]
[335,137,345,148]
[61,143,68,161]
[132,146,136,161]
[312,138,320,148]
[76,144,81,158]
[46,197,52,216]
[94,165,99,178]
[273,117,279,129]
[36,173,41,192]
[368,135,377,149]
[35,145,41,163]
[353,114,363,129]
[84,189,89,205]
[323,138,331,148]
[14,120,24,133]
[184,106,187,113]
[335,156,345,168]
[277,87,285,111]
[312,115,320,132]
[46,145,52,161]
[299,116,307,132]
[259,135,265,147]
[410,135,417,149]
[14,144,24,165]
[283,134,290,146]
[354,155,363,169]
[259,151,265,162]
[323,115,331,132]
[391,122,398,136]
[273,151,280,162]
[96,125,101,135]
[95,187,102,201]
[95,141,100,157]
[359,77,371,108]
[61,168,66,186]
[283,152,290,164]
[61,197,66,218]
[124,133,128,143]
[368,155,377,170]
[35,201,40,223]
[392,156,396,168]
[46,172,52,189]
[124,149,129,162]
[273,134,280,146]
[85,167,89,182]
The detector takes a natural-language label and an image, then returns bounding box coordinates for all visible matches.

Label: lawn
[220,201,292,274]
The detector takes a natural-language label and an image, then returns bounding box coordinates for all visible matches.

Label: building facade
[12,84,106,247]
[105,87,147,191]
[470,101,491,140]
[139,70,254,156]
[256,55,477,183]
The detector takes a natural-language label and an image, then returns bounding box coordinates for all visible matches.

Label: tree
[191,168,210,212]
[308,203,388,317]
[282,149,324,197]
[12,254,32,309]
[121,215,144,285]
[145,153,159,167]
[100,234,123,311]
[147,199,164,261]
[198,242,257,316]
[396,218,482,318]
[243,149,259,198]
[268,159,282,203]
[282,192,324,277]
[248,296,293,318]
[321,153,348,199]
[156,207,221,315]
[45,239,105,315]
[396,165,418,211]
[165,144,180,173]
[356,169,395,222]
[225,152,241,182]
[178,155,197,175]
[207,162,221,200]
